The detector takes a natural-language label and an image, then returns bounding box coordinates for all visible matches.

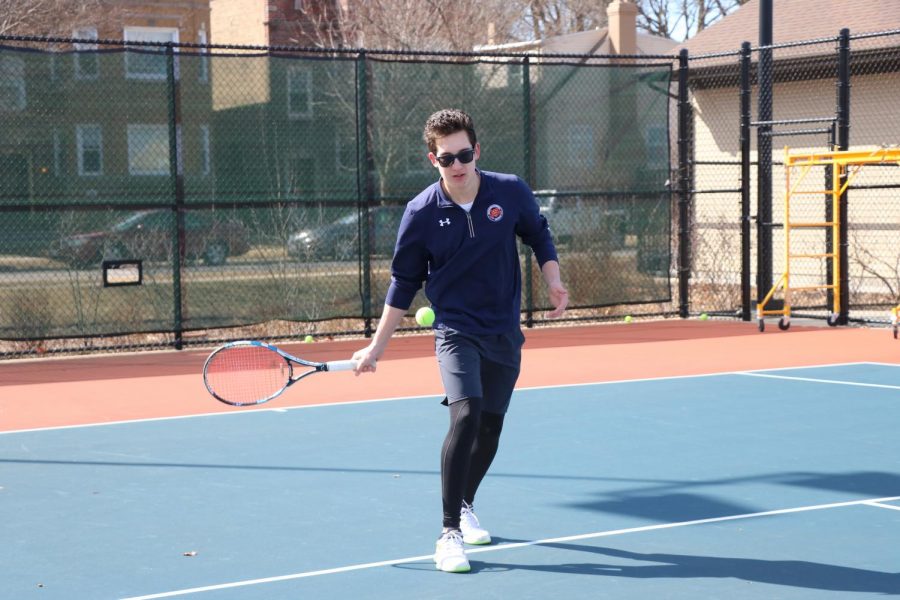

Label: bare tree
[635,0,749,41]
[284,0,747,50]
[0,0,121,39]
[281,0,523,52]
[520,0,611,40]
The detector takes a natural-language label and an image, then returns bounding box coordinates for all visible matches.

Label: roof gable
[676,0,900,56]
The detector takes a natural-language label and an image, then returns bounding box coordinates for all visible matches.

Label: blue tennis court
[3,362,899,599]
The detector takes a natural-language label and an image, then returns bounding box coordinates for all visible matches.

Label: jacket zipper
[465,211,475,238]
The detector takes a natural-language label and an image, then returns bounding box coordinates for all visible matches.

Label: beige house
[675,0,900,313]
[475,2,678,255]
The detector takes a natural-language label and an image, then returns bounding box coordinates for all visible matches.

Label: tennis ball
[415,306,435,326]
[304,335,314,343]
[624,315,633,323]
[699,313,709,321]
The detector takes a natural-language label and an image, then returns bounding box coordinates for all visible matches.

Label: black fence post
[522,56,535,328]
[166,43,185,350]
[757,0,775,311]
[837,28,851,324]
[677,49,691,318]
[739,42,752,321]
[356,51,374,337]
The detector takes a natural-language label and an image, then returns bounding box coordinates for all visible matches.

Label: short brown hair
[423,109,477,154]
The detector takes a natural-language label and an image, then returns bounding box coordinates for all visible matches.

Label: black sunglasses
[435,148,475,168]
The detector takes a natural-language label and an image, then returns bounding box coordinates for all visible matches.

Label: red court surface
[1,320,898,432]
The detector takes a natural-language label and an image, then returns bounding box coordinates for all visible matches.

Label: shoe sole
[462,533,491,545]
[434,559,471,573]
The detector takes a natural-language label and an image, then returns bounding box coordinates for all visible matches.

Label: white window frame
[197,29,209,83]
[73,27,99,80]
[123,26,179,80]
[53,129,62,176]
[335,135,356,172]
[200,125,211,176]
[566,124,595,169]
[405,133,431,175]
[287,66,313,119]
[76,124,103,176]
[0,56,26,112]
[127,124,170,176]
[644,124,668,164]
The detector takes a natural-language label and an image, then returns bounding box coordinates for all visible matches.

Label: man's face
[429,130,480,192]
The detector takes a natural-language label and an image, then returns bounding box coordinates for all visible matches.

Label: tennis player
[352,108,568,573]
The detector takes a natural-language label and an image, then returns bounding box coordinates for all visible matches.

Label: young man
[352,109,568,573]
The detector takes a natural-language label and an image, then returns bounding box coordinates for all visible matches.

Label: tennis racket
[203,340,358,406]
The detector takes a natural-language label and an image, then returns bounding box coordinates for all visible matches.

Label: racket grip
[326,359,358,372]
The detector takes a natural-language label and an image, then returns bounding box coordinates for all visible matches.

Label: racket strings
[205,345,291,405]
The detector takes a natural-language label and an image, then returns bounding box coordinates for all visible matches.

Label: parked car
[48,210,251,268]
[287,205,405,261]
[535,190,627,250]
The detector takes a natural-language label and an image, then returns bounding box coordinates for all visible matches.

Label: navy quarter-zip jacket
[385,170,558,335]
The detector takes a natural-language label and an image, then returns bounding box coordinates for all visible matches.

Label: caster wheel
[778,318,790,331]
[758,319,765,332]
[826,314,840,327]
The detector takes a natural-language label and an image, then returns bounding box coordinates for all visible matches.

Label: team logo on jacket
[487,204,504,222]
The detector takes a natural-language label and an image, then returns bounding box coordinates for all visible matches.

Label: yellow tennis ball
[699,313,709,321]
[624,315,633,323]
[304,335,314,343]
[416,306,435,326]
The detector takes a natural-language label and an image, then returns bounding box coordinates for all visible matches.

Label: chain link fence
[5,27,897,358]
[0,38,676,357]
[686,28,900,327]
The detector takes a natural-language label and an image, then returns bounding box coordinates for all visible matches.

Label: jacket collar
[436,169,485,208]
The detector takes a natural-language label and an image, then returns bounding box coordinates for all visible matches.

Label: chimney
[607,0,638,56]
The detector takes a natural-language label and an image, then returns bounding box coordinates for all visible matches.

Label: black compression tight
[441,398,505,529]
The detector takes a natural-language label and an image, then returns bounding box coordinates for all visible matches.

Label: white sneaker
[460,501,491,545]
[434,529,470,573]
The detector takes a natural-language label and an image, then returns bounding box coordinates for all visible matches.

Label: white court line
[738,372,900,390]
[865,501,900,511]
[3,361,891,436]
[120,495,900,600]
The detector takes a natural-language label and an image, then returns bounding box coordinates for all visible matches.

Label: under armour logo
[439,218,451,227]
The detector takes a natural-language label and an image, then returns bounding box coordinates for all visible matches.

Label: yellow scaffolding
[757,146,900,332]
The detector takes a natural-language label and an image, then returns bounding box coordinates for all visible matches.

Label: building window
[0,56,26,111]
[200,125,211,176]
[127,124,170,175]
[73,27,99,79]
[198,29,209,83]
[645,124,668,164]
[567,124,595,169]
[124,26,179,80]
[76,125,103,176]
[287,66,312,119]
[53,129,62,176]
[405,130,430,174]
[335,135,356,172]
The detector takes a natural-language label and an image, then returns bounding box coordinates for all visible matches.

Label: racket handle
[326,359,358,372]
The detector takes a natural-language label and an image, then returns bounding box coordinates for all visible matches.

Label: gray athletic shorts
[433,325,525,414]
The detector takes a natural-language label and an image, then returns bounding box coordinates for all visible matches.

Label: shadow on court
[780,472,900,497]
[565,492,758,522]
[468,543,900,595]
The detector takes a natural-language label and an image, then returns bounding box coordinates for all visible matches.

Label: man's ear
[428,152,439,167]
[474,143,481,160]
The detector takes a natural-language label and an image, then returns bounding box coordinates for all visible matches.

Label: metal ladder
[757,147,900,332]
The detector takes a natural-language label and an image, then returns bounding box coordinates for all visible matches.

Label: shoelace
[461,503,480,527]
[438,529,464,548]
